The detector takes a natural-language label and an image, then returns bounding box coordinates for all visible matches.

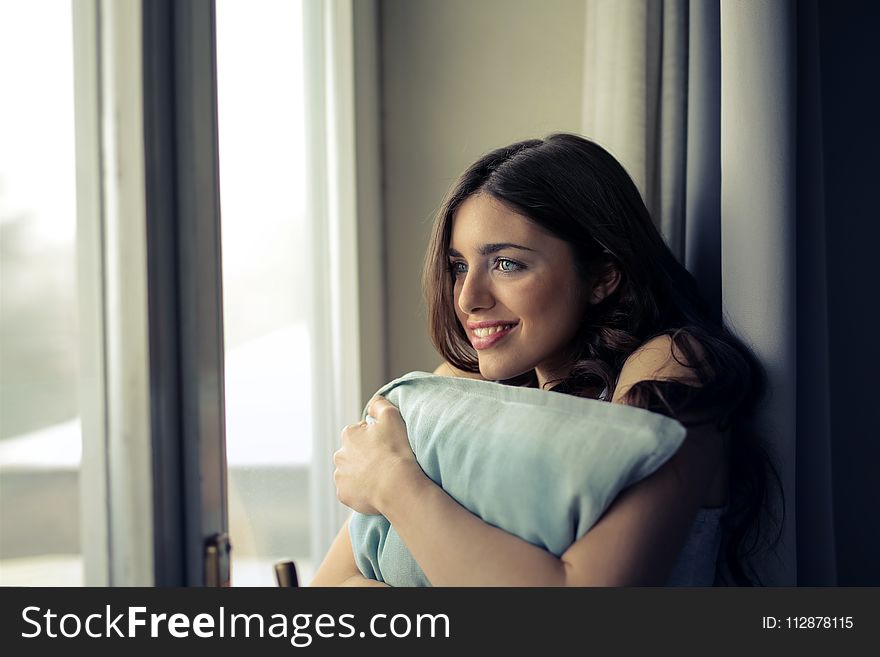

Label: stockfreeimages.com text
[21,605,451,646]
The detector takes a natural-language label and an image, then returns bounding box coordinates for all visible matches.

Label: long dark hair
[422,133,784,586]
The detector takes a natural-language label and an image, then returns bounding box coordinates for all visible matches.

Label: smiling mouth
[472,323,516,338]
[470,323,517,350]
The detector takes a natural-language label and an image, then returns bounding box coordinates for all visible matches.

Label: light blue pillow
[347,371,687,586]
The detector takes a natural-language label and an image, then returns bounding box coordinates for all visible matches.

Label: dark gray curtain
[794,0,837,587]
[797,0,880,586]
[584,0,880,585]
[683,0,720,322]
[721,0,880,587]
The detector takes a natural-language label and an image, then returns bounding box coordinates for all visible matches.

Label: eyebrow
[447,243,536,257]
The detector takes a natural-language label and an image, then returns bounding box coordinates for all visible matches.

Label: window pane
[216,0,315,587]
[0,1,82,585]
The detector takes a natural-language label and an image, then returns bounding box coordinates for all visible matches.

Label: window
[0,0,367,588]
[0,1,82,586]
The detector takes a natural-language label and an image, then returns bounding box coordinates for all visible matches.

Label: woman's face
[449,193,593,387]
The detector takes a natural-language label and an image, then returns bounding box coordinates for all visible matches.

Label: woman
[310,133,783,587]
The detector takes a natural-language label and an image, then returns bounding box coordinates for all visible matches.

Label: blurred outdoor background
[0,0,320,586]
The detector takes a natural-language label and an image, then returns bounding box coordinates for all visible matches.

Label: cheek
[518,278,565,314]
[519,277,586,331]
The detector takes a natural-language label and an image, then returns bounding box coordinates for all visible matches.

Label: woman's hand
[333,396,425,516]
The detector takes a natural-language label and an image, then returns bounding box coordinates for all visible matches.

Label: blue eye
[448,261,467,276]
[496,258,523,273]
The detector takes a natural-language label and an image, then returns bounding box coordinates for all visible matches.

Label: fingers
[339,396,400,447]
[340,397,400,434]
[367,395,400,419]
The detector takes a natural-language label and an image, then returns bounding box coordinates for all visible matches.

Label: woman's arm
[377,421,717,586]
[378,460,568,585]
[308,515,389,587]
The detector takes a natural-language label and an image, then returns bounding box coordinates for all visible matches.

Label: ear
[588,262,621,304]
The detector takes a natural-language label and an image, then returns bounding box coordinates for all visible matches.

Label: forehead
[450,194,550,249]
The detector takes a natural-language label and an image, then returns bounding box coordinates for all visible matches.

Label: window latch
[204,532,231,587]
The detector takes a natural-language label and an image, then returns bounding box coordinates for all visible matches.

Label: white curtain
[582,0,689,261]
[582,0,839,586]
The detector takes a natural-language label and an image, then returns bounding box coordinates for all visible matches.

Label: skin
[309,196,726,587]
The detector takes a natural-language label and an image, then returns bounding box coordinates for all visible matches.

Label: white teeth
[473,324,514,338]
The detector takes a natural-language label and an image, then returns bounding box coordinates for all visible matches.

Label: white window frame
[74,0,155,586]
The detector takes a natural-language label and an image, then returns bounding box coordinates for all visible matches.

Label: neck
[535,367,570,391]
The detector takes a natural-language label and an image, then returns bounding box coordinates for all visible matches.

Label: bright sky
[216,0,307,275]
[0,0,77,249]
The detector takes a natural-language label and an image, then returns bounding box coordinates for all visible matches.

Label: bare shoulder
[561,330,728,583]
[612,332,729,508]
[611,333,704,403]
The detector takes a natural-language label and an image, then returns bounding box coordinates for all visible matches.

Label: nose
[457,268,495,315]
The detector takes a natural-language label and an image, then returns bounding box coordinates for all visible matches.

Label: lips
[467,322,518,350]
